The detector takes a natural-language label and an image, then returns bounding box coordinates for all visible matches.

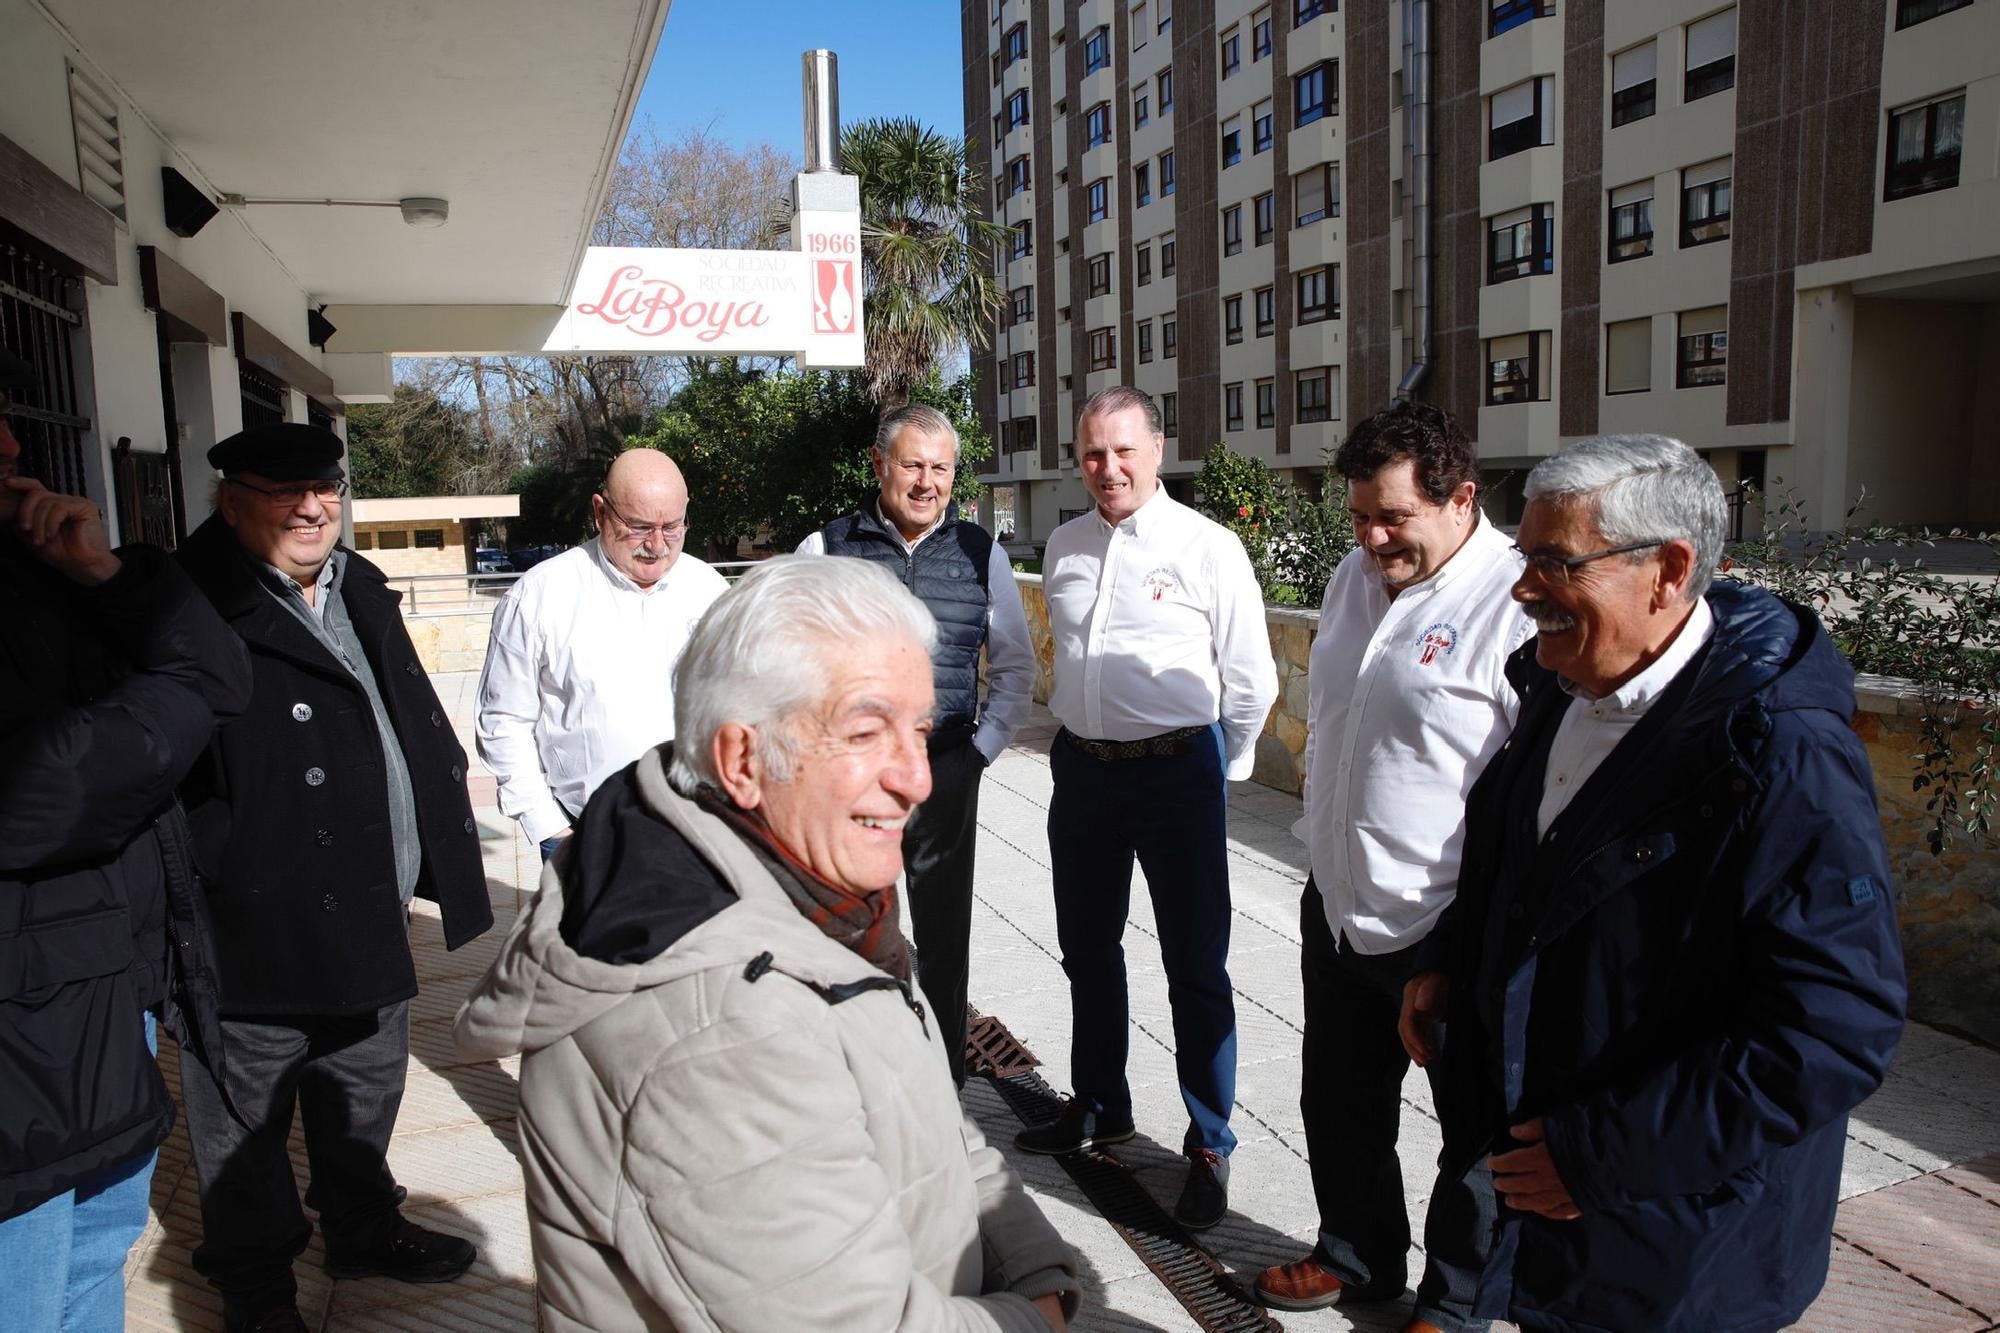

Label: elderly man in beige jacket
[458,556,1078,1331]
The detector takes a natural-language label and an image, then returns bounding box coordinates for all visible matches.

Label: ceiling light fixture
[217,194,450,229]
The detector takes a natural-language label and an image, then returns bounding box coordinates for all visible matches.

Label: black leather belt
[1059,725,1206,761]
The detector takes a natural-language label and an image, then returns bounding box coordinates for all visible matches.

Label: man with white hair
[799,403,1034,1086]
[458,556,1079,1332]
[1403,434,1906,1332]
[477,448,728,860]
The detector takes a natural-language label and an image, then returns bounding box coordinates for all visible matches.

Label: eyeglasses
[1513,539,1665,586]
[228,477,348,505]
[600,493,688,543]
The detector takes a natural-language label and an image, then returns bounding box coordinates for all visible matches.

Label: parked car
[506,544,565,572]
[474,548,510,574]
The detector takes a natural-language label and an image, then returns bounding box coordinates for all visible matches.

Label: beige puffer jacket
[456,749,1080,1332]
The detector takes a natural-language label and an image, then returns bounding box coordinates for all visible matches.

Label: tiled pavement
[126,674,2000,1331]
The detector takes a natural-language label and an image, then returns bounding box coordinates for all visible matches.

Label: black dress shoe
[1013,1097,1137,1155]
[325,1217,477,1283]
[223,1306,308,1333]
[1175,1148,1230,1230]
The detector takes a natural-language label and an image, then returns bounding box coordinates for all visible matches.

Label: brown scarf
[697,791,912,983]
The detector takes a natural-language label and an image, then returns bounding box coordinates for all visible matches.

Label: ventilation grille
[67,63,126,223]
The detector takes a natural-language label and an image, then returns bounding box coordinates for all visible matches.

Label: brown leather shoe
[1401,1321,1447,1333]
[1253,1256,1348,1311]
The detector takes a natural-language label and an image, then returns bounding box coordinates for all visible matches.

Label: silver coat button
[292,703,313,722]
[305,767,326,787]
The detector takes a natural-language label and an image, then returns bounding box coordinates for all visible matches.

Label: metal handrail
[382,560,767,614]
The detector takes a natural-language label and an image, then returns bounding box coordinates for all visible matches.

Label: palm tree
[839,117,1012,415]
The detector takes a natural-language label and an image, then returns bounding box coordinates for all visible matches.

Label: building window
[1011,285,1035,321]
[1011,221,1033,259]
[1249,193,1274,247]
[1223,204,1244,256]
[1256,378,1276,428]
[1132,1,1148,46]
[1157,0,1172,32]
[1296,368,1332,422]
[1677,307,1728,387]
[1159,68,1174,111]
[1253,10,1273,58]
[1897,0,1973,27]
[1490,0,1554,37]
[1089,327,1117,370]
[1007,156,1031,196]
[1138,320,1155,362]
[1088,253,1113,296]
[1608,180,1654,262]
[1088,178,1110,222]
[1221,29,1241,78]
[1135,92,1150,126]
[1225,295,1244,343]
[1886,93,1965,201]
[1296,266,1336,322]
[1486,332,1547,404]
[1221,116,1242,168]
[1684,9,1737,102]
[354,531,374,550]
[1680,159,1732,246]
[1136,162,1152,206]
[1253,100,1275,153]
[1163,315,1178,357]
[1160,150,1176,195]
[1087,102,1113,147]
[1137,243,1153,285]
[1161,234,1177,276]
[1225,382,1245,430]
[1009,416,1039,453]
[1085,26,1112,72]
[414,528,445,549]
[1487,204,1554,283]
[1489,75,1554,160]
[1007,89,1031,130]
[377,529,411,550]
[1611,42,1656,127]
[1295,0,1332,25]
[1163,392,1179,436]
[1605,318,1652,395]
[1294,163,1340,226]
[1013,351,1035,388]
[1255,286,1275,336]
[1005,23,1029,64]
[1295,61,1339,127]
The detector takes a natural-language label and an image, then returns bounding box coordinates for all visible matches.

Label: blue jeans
[0,1013,159,1332]
[1048,726,1238,1154]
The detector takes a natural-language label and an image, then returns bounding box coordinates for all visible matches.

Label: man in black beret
[174,421,493,1332]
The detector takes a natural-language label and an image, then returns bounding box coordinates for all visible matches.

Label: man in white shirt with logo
[1014,387,1278,1234]
[1254,401,1527,1333]
[477,449,728,861]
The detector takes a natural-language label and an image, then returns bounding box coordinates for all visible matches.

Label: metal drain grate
[965,1009,1043,1079]
[976,1014,1284,1333]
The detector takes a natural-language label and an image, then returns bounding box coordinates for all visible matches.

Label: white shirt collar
[872,498,946,554]
[1095,484,1175,537]
[1560,594,1717,712]
[587,535,676,595]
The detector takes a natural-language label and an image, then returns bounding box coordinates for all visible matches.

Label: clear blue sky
[633,0,967,159]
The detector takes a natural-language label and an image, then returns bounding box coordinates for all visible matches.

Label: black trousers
[1300,878,1494,1330]
[905,732,986,1085]
[178,1001,411,1314]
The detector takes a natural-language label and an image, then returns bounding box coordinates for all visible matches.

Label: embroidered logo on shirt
[1416,622,1460,665]
[1142,567,1181,602]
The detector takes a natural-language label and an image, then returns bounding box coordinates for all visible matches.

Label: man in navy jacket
[1404,434,1905,1331]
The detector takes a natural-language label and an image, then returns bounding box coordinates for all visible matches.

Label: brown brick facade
[1559,2,1605,438]
[1171,0,1221,462]
[1344,0,1393,422]
[962,0,1000,453]
[1430,0,1486,432]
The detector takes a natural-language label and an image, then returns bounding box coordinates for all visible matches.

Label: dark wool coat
[0,543,250,1220]
[177,516,491,1017]
[1426,579,1906,1333]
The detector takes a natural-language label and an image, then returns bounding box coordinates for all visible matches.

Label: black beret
[207,423,346,482]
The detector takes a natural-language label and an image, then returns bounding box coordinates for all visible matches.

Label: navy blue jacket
[1425,580,1906,1332]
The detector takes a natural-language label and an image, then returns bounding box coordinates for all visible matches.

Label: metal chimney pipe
[802,50,841,172]
[1395,0,1435,401]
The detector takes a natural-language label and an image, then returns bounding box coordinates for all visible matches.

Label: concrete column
[1788,284,1855,533]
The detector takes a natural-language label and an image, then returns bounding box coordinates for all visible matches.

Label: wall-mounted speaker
[307,307,337,350]
[161,167,219,238]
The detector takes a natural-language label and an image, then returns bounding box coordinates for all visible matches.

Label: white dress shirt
[1296,514,1533,953]
[1537,594,1716,837]
[476,539,729,842]
[1043,489,1279,781]
[796,506,1035,763]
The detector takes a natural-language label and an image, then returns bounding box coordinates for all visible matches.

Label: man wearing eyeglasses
[1254,401,1525,1331]
[1403,435,1904,1332]
[175,423,493,1332]
[476,447,727,861]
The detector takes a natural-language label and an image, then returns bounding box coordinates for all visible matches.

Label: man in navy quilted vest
[799,404,1034,1085]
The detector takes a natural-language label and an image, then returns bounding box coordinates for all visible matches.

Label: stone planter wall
[1013,574,2000,1047]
